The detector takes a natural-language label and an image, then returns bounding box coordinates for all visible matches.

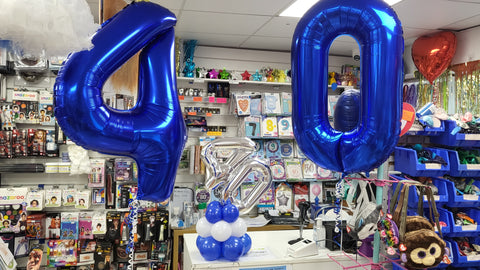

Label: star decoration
[219,69,230,80]
[277,194,289,206]
[209,69,219,79]
[241,70,251,81]
[252,70,262,81]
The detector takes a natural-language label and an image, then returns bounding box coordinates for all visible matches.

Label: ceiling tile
[150,0,186,10]
[241,36,292,51]
[176,11,271,35]
[393,0,480,30]
[183,0,294,16]
[255,17,300,38]
[175,31,249,48]
[441,14,480,30]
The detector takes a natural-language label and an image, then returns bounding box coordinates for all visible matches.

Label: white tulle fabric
[0,0,99,57]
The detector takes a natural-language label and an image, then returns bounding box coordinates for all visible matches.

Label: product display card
[285,159,303,181]
[0,188,28,205]
[38,91,55,126]
[264,139,281,159]
[92,213,106,235]
[261,116,278,137]
[270,159,286,181]
[310,182,323,205]
[47,239,77,267]
[244,116,261,138]
[280,140,294,158]
[278,116,293,137]
[294,141,306,158]
[76,190,91,210]
[88,159,105,188]
[235,94,251,116]
[45,213,61,239]
[275,182,293,213]
[263,93,281,115]
[0,205,25,234]
[281,92,292,115]
[63,188,76,207]
[253,140,264,158]
[257,185,275,213]
[316,166,333,179]
[61,213,79,240]
[79,212,93,240]
[45,189,62,208]
[250,96,262,115]
[302,159,317,179]
[26,191,44,211]
[293,183,309,212]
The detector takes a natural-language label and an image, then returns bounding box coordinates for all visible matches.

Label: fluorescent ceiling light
[279,0,404,18]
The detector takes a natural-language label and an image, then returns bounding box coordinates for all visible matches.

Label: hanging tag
[442,254,451,264]
[399,243,407,252]
[387,246,396,255]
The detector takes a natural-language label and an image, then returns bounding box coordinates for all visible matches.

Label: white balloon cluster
[196,216,247,242]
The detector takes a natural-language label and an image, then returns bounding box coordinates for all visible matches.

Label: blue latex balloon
[54,2,187,201]
[222,202,239,223]
[240,233,252,255]
[205,201,223,223]
[196,236,222,261]
[334,89,360,132]
[222,236,244,261]
[291,0,404,173]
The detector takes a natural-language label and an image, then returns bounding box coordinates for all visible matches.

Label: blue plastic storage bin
[407,121,445,136]
[447,149,480,177]
[451,237,480,267]
[394,147,450,177]
[391,177,449,209]
[431,120,480,147]
[440,178,480,207]
[443,208,480,237]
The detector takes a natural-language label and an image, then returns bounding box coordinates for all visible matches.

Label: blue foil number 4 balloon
[291,0,404,174]
[54,2,187,201]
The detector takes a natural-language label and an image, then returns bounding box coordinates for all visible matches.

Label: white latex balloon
[230,218,247,237]
[211,221,232,242]
[196,217,213,238]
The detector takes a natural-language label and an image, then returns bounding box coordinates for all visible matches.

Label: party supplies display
[244,116,261,138]
[79,212,93,240]
[293,183,309,212]
[62,188,76,207]
[26,190,44,211]
[115,158,133,181]
[76,190,91,209]
[61,213,79,240]
[47,239,77,267]
[45,189,62,208]
[275,183,293,213]
[261,116,278,137]
[278,116,293,137]
[263,93,281,115]
[92,212,107,235]
[302,159,317,179]
[270,159,286,181]
[265,139,281,159]
[88,159,105,188]
[281,92,292,115]
[280,140,294,158]
[235,94,251,116]
[250,95,262,115]
[26,213,45,239]
[46,213,61,239]
[285,159,303,180]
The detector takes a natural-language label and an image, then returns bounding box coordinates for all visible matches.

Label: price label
[425,163,441,169]
[463,194,479,201]
[464,134,480,140]
[466,164,480,170]
[193,97,203,102]
[461,224,477,231]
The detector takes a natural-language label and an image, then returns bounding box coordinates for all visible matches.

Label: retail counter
[183,229,370,270]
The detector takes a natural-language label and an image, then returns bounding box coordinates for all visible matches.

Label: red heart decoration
[411,31,456,84]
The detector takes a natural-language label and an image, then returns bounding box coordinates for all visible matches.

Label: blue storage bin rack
[407,120,445,136]
[450,237,480,268]
[391,177,449,209]
[405,208,451,235]
[447,149,480,177]
[439,178,480,207]
[443,208,480,237]
[394,147,450,177]
[431,120,480,147]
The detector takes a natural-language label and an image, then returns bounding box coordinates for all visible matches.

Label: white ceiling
[87,0,480,56]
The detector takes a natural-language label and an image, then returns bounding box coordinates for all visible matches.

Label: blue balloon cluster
[196,201,252,261]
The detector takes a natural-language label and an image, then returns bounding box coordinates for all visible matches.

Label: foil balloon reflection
[54,2,187,201]
[201,138,272,215]
[412,31,456,84]
[291,0,404,173]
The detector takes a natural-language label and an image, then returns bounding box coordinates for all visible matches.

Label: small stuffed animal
[328,72,337,85]
[400,216,447,269]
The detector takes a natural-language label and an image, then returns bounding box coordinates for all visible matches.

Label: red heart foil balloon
[412,31,456,84]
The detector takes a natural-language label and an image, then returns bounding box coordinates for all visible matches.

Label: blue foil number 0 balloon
[292,0,404,173]
[54,2,187,201]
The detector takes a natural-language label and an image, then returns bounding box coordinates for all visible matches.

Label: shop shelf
[450,238,480,267]
[394,147,450,177]
[431,120,480,147]
[439,178,480,207]
[447,149,480,177]
[442,208,480,237]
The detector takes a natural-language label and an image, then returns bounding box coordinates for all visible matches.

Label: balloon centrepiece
[291,0,404,174]
[196,201,251,261]
[411,31,456,84]
[201,137,272,215]
[54,2,187,201]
